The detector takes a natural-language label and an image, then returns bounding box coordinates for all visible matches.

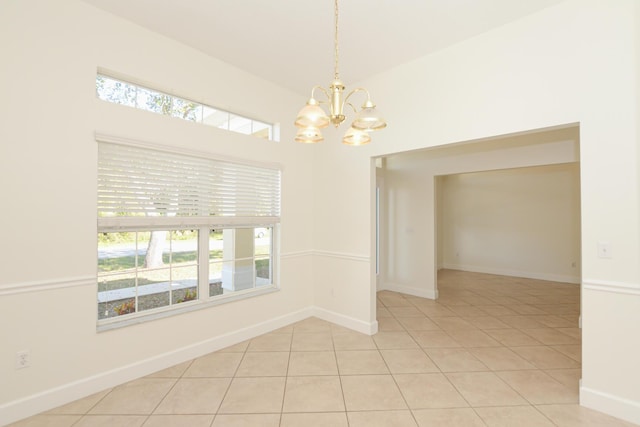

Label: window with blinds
[96,140,281,328]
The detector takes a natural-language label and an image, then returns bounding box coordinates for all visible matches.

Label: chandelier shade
[294,126,324,144]
[294,98,330,129]
[293,0,386,145]
[342,127,371,146]
[351,102,387,132]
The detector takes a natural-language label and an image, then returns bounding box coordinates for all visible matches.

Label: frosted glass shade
[352,106,387,131]
[342,127,371,146]
[294,100,330,129]
[295,126,324,144]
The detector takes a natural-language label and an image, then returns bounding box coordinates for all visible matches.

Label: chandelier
[294,0,387,146]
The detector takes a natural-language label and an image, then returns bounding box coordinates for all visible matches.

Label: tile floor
[11,270,639,426]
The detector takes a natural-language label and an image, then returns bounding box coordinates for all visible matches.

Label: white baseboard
[581,385,640,425]
[442,263,580,284]
[382,283,438,300]
[0,307,314,426]
[312,307,378,335]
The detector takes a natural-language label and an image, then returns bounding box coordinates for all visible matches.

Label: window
[97,140,280,326]
[96,74,277,141]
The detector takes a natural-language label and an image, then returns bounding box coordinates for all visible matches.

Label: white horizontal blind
[98,142,280,218]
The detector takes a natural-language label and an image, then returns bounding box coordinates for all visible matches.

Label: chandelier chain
[334,0,339,80]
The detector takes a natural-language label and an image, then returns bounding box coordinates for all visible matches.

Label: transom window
[96,74,277,141]
[97,140,280,327]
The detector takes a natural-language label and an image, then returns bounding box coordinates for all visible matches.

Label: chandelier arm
[343,87,372,107]
[344,102,358,114]
[311,85,331,102]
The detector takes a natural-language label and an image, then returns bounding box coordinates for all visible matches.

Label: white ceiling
[82,0,563,96]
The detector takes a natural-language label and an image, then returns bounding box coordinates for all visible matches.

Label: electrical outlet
[16,350,30,369]
[597,241,612,259]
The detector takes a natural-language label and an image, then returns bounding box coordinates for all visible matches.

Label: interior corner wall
[440,164,581,283]
[312,0,639,423]
[0,0,315,424]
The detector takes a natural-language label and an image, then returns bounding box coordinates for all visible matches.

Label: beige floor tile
[511,346,580,369]
[75,415,146,427]
[485,328,543,346]
[534,315,575,328]
[373,331,419,349]
[470,347,536,370]
[340,375,407,411]
[336,350,389,374]
[413,408,486,427]
[476,305,518,316]
[475,405,555,426]
[410,330,461,348]
[487,296,522,305]
[247,333,292,352]
[154,378,231,414]
[510,305,547,315]
[271,325,294,334]
[380,349,439,373]
[552,344,582,362]
[211,414,281,427]
[288,351,338,376]
[183,352,242,377]
[446,372,527,407]
[520,328,579,345]
[425,348,488,372]
[556,327,582,340]
[462,316,511,330]
[394,373,468,409]
[282,376,345,412]
[417,305,458,317]
[430,316,478,331]
[388,306,425,317]
[281,412,348,427]
[544,369,581,389]
[235,351,289,377]
[291,332,334,351]
[332,331,377,350]
[397,316,441,331]
[143,414,214,427]
[463,295,497,305]
[378,294,413,307]
[377,317,405,331]
[45,389,111,415]
[448,305,490,317]
[446,329,502,347]
[146,361,192,378]
[217,340,250,353]
[496,370,578,404]
[536,403,639,426]
[347,410,418,427]
[499,316,547,329]
[218,377,285,414]
[8,415,82,427]
[89,378,176,415]
[376,307,393,318]
[293,317,332,333]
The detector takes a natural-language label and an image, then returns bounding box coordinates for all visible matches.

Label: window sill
[97,285,279,333]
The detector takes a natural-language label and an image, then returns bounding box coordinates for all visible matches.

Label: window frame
[96,135,281,331]
[96,73,278,141]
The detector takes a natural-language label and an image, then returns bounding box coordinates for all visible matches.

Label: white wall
[0,0,315,424]
[312,0,640,423]
[440,163,581,283]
